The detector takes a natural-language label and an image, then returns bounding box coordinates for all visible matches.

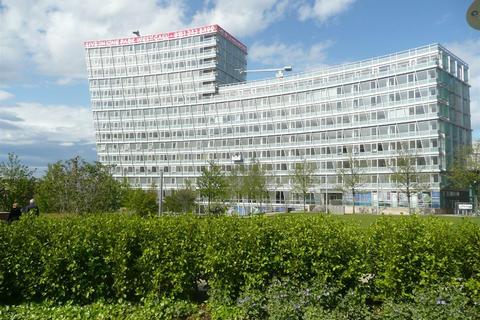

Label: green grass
[278,211,480,228]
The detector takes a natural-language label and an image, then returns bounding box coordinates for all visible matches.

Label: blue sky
[0,0,479,173]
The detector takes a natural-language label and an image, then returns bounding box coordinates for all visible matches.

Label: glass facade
[85,25,471,210]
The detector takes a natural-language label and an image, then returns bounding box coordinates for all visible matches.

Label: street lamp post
[158,171,163,215]
[325,174,329,213]
[471,171,480,212]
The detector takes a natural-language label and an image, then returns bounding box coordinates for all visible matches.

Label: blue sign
[431,191,440,208]
[354,192,371,206]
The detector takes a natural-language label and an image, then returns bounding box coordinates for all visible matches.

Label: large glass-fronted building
[84,25,471,211]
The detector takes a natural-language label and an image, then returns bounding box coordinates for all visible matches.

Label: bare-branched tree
[291,160,316,211]
[390,145,429,214]
[338,150,365,214]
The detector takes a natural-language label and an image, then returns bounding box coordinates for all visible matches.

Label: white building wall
[85,27,471,209]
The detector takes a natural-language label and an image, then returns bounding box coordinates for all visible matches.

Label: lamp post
[376,174,380,214]
[471,171,480,212]
[325,174,329,213]
[158,170,163,215]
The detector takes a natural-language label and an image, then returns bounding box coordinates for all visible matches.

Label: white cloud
[1,0,290,83]
[446,39,480,133]
[0,0,187,83]
[0,0,360,84]
[250,40,333,72]
[192,0,289,37]
[0,28,26,84]
[0,102,94,145]
[298,0,356,23]
[0,90,14,101]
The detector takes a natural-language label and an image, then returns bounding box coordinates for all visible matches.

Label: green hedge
[0,300,197,320]
[0,214,479,318]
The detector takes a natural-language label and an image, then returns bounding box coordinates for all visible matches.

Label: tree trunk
[352,189,356,215]
[407,186,411,214]
[406,174,411,214]
[303,192,306,212]
[407,194,411,214]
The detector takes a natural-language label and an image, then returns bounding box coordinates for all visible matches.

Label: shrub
[0,300,198,320]
[163,188,196,214]
[0,214,479,319]
[364,216,465,302]
[123,188,159,216]
[35,157,125,214]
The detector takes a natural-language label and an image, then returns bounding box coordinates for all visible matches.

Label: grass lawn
[277,211,480,228]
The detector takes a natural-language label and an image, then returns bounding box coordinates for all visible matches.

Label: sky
[0,0,479,173]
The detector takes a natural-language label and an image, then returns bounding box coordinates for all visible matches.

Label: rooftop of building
[83,24,247,54]
[219,43,468,91]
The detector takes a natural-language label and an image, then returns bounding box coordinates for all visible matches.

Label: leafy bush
[122,187,159,216]
[0,299,198,320]
[163,187,196,213]
[380,284,480,320]
[35,157,125,214]
[0,153,36,212]
[0,214,479,319]
[363,216,465,301]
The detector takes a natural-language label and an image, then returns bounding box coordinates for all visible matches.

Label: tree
[163,181,197,213]
[390,147,429,214]
[449,143,480,209]
[291,160,316,211]
[197,161,228,213]
[122,185,158,216]
[227,164,244,204]
[36,156,125,213]
[0,153,36,211]
[242,159,269,205]
[338,151,365,215]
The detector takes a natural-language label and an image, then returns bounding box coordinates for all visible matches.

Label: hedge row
[0,214,479,318]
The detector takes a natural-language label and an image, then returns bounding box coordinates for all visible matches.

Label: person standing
[7,203,22,223]
[22,199,39,216]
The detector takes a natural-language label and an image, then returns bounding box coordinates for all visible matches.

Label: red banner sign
[84,24,247,53]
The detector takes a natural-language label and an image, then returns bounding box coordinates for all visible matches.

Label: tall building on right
[430,45,471,209]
